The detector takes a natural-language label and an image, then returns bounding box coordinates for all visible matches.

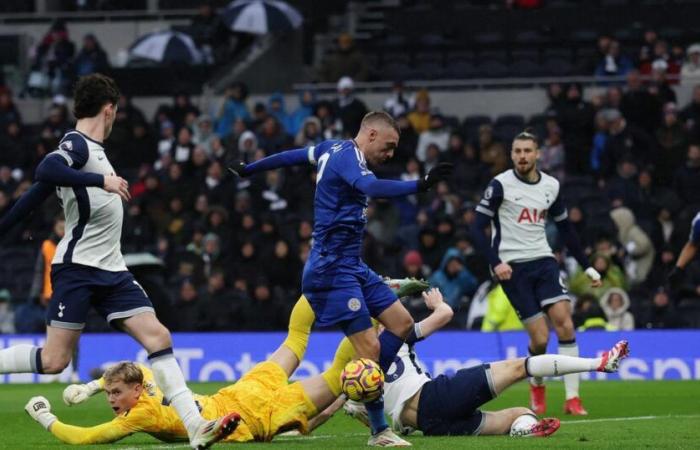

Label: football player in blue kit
[471,129,603,416]
[0,74,238,449]
[229,111,452,446]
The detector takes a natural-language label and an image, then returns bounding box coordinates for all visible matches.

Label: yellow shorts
[213,361,317,442]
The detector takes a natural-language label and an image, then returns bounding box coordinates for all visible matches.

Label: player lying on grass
[21,279,426,446]
[313,288,630,438]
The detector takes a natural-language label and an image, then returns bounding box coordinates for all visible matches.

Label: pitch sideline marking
[561,414,700,425]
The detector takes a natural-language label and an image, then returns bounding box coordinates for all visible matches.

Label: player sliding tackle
[229,111,452,446]
[325,288,630,438]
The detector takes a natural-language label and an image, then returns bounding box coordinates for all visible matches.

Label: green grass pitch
[1,381,698,448]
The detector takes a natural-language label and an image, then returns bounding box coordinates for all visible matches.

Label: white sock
[528,348,544,386]
[526,354,599,378]
[149,350,205,438]
[559,342,582,400]
[0,345,40,373]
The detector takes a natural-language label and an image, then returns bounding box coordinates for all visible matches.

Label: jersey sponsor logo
[517,208,547,223]
[58,302,66,318]
[347,298,361,312]
[385,358,404,383]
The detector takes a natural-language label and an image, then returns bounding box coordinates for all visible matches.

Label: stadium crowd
[1,22,700,333]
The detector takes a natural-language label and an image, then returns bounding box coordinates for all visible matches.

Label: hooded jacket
[599,287,635,330]
[610,207,655,284]
[428,247,478,309]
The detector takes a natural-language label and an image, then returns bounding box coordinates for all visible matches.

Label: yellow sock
[282,295,316,361]
[322,337,357,397]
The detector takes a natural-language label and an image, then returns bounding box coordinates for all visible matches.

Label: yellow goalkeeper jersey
[49,361,316,445]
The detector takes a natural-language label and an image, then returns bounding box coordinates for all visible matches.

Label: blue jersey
[311,139,373,256]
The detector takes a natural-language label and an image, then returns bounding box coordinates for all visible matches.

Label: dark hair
[513,127,539,146]
[72,74,120,119]
[361,110,400,135]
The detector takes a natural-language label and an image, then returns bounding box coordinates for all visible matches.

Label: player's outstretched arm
[35,153,104,188]
[0,181,54,235]
[25,396,132,444]
[308,395,347,432]
[228,146,318,177]
[63,378,104,406]
[409,288,454,343]
[353,163,454,198]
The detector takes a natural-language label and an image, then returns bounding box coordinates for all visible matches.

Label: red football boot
[564,396,588,416]
[531,418,561,437]
[530,384,546,415]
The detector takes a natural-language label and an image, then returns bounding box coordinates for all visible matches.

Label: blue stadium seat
[543,57,575,76]
[478,50,508,64]
[495,114,526,128]
[569,29,599,43]
[474,60,509,78]
[383,51,411,65]
[510,49,540,63]
[446,50,475,63]
[415,52,443,65]
[509,59,543,77]
[414,62,445,80]
[444,60,477,79]
[473,31,505,46]
[514,30,548,45]
[542,48,573,62]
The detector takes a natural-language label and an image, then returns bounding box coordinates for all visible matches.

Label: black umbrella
[220,0,303,35]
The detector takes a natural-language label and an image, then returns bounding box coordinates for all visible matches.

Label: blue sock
[378,330,404,372]
[366,397,388,434]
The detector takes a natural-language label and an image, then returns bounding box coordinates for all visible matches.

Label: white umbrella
[128,30,203,65]
[220,0,303,35]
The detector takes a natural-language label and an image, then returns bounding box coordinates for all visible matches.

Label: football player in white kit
[334,288,629,438]
[0,74,238,449]
[668,211,700,289]
[471,129,603,416]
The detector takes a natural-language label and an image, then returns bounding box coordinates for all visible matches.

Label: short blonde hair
[103,361,144,385]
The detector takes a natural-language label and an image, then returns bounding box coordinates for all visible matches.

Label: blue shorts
[301,250,397,335]
[500,257,570,323]
[417,364,496,436]
[46,263,154,330]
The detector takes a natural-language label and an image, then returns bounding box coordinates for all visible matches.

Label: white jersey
[476,169,566,264]
[52,130,126,271]
[384,343,430,435]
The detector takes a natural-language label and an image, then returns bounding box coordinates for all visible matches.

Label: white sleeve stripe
[53,150,73,166]
[553,210,568,222]
[476,206,494,217]
[414,322,424,339]
[307,146,316,164]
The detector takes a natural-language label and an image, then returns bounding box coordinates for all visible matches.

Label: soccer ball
[509,414,538,437]
[340,358,384,402]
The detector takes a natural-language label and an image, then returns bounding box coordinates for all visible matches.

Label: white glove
[25,396,57,430]
[585,267,601,281]
[63,380,101,406]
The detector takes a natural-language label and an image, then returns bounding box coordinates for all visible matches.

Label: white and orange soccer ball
[340,358,384,402]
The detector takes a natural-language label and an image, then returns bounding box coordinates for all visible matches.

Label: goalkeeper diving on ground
[24,281,629,444]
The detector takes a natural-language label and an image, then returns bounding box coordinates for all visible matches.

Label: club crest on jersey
[60,141,72,151]
[518,208,547,223]
[347,298,361,312]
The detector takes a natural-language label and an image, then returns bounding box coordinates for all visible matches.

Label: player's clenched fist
[63,384,91,406]
[494,262,513,281]
[25,396,57,430]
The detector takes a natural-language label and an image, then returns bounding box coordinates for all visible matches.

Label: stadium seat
[542,48,574,62]
[569,29,599,44]
[378,34,408,49]
[510,49,540,63]
[474,60,509,78]
[414,62,445,80]
[495,114,526,128]
[444,60,477,78]
[381,62,414,81]
[514,30,548,45]
[446,50,475,63]
[509,59,543,77]
[543,58,575,76]
[418,33,448,48]
[493,124,522,142]
[478,50,508,64]
[473,31,505,46]
[383,51,411,65]
[462,115,492,138]
[415,51,443,65]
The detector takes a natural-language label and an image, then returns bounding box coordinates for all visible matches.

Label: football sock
[525,353,598,377]
[148,348,205,437]
[378,330,404,373]
[366,397,389,435]
[0,345,42,373]
[322,337,356,396]
[282,295,315,361]
[559,340,581,400]
[528,347,544,386]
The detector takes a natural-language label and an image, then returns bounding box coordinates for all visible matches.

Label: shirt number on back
[316,152,330,183]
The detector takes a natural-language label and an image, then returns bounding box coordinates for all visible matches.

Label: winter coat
[428,248,478,309]
[599,287,635,330]
[610,207,655,284]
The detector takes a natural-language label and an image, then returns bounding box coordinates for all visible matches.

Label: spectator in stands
[672,143,700,208]
[294,116,323,147]
[600,109,655,178]
[475,124,508,176]
[267,92,293,134]
[173,278,205,331]
[41,100,71,141]
[416,113,450,162]
[28,215,64,308]
[407,88,431,134]
[72,33,109,78]
[681,44,700,83]
[453,139,490,198]
[574,296,612,331]
[680,85,700,142]
[216,82,250,138]
[171,126,195,167]
[0,121,30,172]
[243,277,288,330]
[539,121,565,179]
[289,88,316,136]
[600,288,634,330]
[256,116,290,153]
[318,33,368,83]
[401,250,431,280]
[570,253,627,300]
[640,39,681,82]
[170,93,200,130]
[384,80,412,118]
[0,91,22,133]
[648,60,677,105]
[332,76,367,137]
[655,102,689,186]
[621,70,661,132]
[638,29,659,67]
[31,19,75,95]
[605,86,623,110]
[192,114,216,156]
[590,109,610,176]
[550,83,595,175]
[641,287,684,329]
[0,289,14,334]
[190,2,228,63]
[428,248,478,310]
[264,238,301,291]
[200,268,243,331]
[594,39,633,78]
[480,283,523,332]
[610,207,655,286]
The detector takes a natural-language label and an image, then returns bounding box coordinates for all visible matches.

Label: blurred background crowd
[1,0,700,334]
